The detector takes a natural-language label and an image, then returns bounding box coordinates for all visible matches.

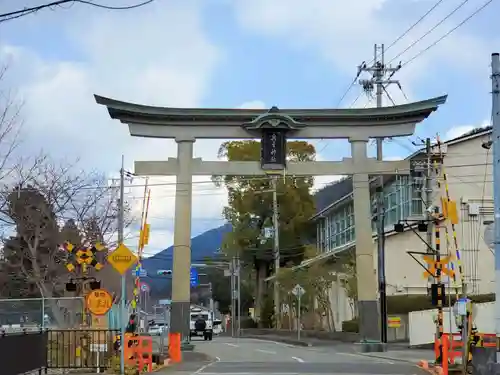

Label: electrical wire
[400,0,494,69]
[387,0,471,65]
[0,0,155,23]
[336,0,446,107]
[382,0,447,56]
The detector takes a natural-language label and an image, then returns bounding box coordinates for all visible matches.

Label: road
[161,337,427,375]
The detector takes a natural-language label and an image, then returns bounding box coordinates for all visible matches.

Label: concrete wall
[380,133,493,296]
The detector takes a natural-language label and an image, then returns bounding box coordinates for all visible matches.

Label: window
[317,173,423,250]
[321,203,355,250]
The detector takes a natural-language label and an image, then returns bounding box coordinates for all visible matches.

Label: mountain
[140,180,341,298]
[141,223,232,296]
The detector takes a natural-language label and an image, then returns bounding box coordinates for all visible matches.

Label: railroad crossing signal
[422,255,455,279]
[107,243,138,275]
[64,242,105,272]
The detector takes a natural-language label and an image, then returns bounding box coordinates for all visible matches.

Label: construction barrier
[124,335,153,373]
[433,332,498,375]
[168,332,181,363]
[434,332,462,365]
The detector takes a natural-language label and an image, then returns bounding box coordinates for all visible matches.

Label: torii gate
[95,94,447,342]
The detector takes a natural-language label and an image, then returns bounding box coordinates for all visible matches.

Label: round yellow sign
[86,288,113,316]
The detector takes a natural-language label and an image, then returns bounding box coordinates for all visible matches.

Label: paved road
[160,337,427,375]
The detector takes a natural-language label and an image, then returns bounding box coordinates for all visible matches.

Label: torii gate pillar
[95,94,447,343]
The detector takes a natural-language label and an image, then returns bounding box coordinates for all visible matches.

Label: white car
[189,309,213,341]
[148,323,167,336]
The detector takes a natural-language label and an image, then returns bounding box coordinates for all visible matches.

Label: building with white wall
[312,127,493,310]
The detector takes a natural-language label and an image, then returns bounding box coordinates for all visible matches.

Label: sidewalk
[359,349,435,365]
[243,332,436,365]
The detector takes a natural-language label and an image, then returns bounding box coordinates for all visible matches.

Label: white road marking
[255,348,277,354]
[271,341,296,348]
[337,352,395,365]
[291,356,304,363]
[191,360,217,375]
[224,343,239,347]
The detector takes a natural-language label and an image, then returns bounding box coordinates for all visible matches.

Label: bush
[342,319,359,333]
[240,317,258,329]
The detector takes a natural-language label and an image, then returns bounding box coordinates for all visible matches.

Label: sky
[0,0,497,256]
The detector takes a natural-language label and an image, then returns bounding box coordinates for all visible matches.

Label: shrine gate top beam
[94,95,447,140]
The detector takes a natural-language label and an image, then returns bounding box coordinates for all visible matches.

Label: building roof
[312,125,492,220]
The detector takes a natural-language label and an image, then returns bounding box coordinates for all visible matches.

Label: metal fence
[47,329,119,370]
[0,297,85,330]
[0,330,47,375]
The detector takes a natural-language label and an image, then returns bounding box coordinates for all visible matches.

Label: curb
[359,352,423,364]
[416,360,443,375]
[151,358,172,373]
[243,335,312,347]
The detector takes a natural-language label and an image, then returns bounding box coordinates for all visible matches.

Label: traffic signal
[157,269,172,275]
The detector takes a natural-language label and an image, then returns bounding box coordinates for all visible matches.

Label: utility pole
[118,155,126,375]
[271,176,280,329]
[236,253,241,337]
[491,52,500,365]
[230,256,236,337]
[425,137,433,254]
[358,44,400,344]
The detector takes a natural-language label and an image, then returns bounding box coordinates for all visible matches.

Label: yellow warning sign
[107,244,138,275]
[387,316,401,328]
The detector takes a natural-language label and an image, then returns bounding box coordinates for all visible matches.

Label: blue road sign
[190,267,198,287]
[131,268,147,277]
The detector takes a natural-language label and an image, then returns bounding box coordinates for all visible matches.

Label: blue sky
[0,0,496,255]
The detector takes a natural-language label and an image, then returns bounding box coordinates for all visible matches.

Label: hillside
[141,223,232,296]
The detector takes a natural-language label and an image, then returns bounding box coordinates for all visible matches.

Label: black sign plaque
[261,130,286,171]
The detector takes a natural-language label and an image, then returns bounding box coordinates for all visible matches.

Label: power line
[387,0,471,65]
[336,0,445,107]
[383,0,446,55]
[0,0,155,23]
[400,0,494,69]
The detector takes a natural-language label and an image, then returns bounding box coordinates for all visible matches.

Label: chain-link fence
[0,297,85,330]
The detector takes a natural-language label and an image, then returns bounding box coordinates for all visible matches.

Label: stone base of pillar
[170,301,191,342]
[358,300,381,342]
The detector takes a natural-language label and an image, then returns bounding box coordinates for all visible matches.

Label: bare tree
[0,64,23,183]
[0,157,133,326]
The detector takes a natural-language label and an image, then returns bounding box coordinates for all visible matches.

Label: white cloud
[230,0,492,106]
[312,152,344,192]
[238,100,267,109]
[444,120,490,141]
[0,1,225,255]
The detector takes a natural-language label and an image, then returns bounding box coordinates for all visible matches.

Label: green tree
[341,250,358,318]
[277,246,337,331]
[212,140,316,325]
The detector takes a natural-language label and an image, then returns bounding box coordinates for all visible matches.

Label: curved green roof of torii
[94,94,448,127]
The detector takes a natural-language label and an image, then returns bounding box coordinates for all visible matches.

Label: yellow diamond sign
[107,244,138,275]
